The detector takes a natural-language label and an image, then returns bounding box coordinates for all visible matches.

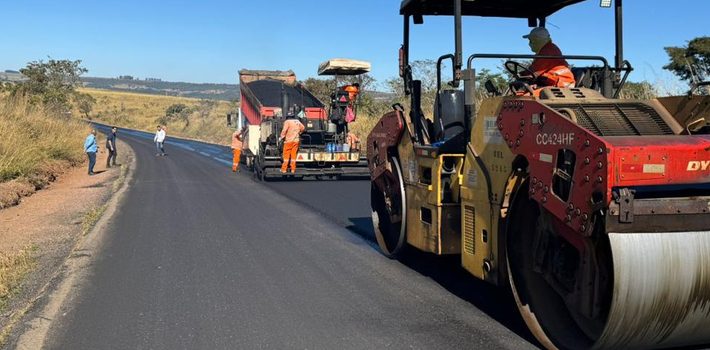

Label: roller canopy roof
[400,0,585,18]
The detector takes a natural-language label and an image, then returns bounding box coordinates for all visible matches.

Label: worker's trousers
[106,148,117,167]
[86,151,96,175]
[281,141,299,173]
[232,149,241,171]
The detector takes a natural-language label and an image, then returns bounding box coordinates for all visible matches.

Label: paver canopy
[318,59,372,76]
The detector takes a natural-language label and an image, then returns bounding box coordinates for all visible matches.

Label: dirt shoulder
[0,140,135,345]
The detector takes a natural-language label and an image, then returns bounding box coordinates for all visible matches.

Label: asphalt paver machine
[238,63,369,180]
[367,0,710,348]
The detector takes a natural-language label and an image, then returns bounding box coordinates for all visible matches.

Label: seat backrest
[572,67,590,88]
[331,90,349,107]
[329,90,350,125]
[433,89,466,141]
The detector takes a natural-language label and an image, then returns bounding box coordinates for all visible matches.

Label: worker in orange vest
[346,132,360,151]
[231,128,244,172]
[342,83,360,104]
[279,114,305,173]
[524,27,575,90]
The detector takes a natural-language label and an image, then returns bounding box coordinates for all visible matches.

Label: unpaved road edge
[9,141,137,350]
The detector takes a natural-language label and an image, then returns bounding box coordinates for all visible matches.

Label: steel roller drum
[594,231,710,349]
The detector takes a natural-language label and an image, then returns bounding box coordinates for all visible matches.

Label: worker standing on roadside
[524,27,575,89]
[154,125,166,156]
[106,126,118,168]
[279,112,305,174]
[231,128,243,173]
[84,129,98,175]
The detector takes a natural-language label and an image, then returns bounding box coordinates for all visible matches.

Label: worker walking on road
[279,113,305,174]
[106,126,118,168]
[524,27,575,89]
[84,129,98,175]
[231,128,243,172]
[154,125,166,156]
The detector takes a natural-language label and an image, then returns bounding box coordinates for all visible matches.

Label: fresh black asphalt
[43,127,536,349]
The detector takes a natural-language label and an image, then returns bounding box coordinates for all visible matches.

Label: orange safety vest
[530,42,575,88]
[231,131,243,150]
[280,119,305,143]
[346,132,359,150]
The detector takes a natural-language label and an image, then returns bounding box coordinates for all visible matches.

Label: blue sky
[1,0,707,93]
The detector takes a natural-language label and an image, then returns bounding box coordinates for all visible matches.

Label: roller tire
[371,156,407,258]
[506,181,605,350]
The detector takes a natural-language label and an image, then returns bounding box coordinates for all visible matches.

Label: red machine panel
[367,111,405,182]
[606,136,710,187]
[498,100,610,236]
[498,100,710,237]
[240,91,262,125]
[304,107,327,120]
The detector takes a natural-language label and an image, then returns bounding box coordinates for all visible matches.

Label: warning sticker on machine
[539,153,553,163]
[643,164,666,174]
[408,160,417,182]
[484,116,503,144]
[467,168,478,187]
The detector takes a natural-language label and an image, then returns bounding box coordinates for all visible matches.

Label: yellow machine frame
[396,96,521,285]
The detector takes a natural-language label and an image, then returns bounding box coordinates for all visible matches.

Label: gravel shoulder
[0,140,135,348]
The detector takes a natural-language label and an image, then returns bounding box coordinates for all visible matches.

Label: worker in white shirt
[154,125,167,156]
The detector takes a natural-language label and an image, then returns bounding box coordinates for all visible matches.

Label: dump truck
[367,1,710,349]
[238,63,369,180]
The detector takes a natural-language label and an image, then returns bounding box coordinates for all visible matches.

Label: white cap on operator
[523,27,550,40]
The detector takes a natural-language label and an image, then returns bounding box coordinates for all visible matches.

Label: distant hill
[80,77,239,101]
[2,72,394,102]
[0,71,25,82]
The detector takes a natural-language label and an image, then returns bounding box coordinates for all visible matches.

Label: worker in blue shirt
[84,129,98,175]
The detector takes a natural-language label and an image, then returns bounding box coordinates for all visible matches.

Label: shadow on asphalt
[262,176,370,183]
[345,217,375,241]
[347,216,538,347]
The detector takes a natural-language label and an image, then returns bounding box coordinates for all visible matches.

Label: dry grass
[0,247,36,311]
[0,96,87,182]
[81,88,235,144]
[347,98,437,150]
[348,115,380,145]
[81,205,107,235]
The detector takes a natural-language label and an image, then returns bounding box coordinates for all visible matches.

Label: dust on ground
[0,140,134,344]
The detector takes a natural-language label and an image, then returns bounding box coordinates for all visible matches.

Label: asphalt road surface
[43,127,536,349]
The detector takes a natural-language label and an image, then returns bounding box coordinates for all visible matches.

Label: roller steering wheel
[505,60,537,96]
[504,60,537,81]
